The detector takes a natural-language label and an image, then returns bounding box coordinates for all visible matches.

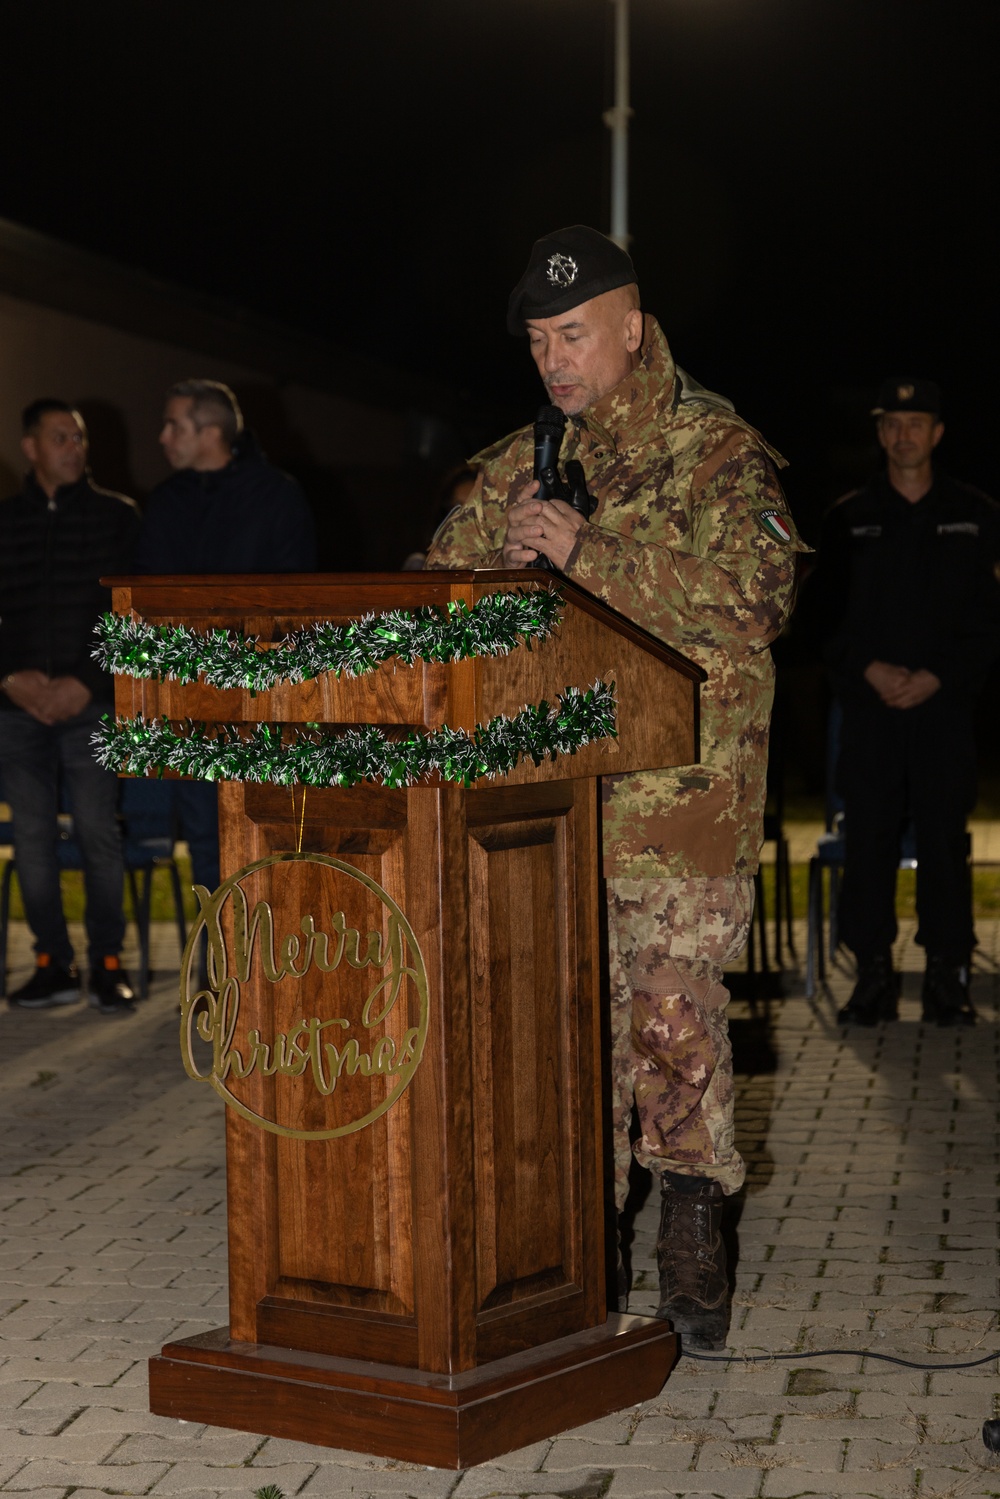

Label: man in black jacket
[819,379,1000,1027]
[133,379,316,898]
[134,378,316,576]
[0,399,141,1015]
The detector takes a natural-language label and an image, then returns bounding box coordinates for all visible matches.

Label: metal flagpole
[605,0,632,249]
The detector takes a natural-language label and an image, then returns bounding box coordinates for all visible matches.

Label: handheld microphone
[533,405,566,501]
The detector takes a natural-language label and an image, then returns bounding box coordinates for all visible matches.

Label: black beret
[507,225,637,336]
[871,377,942,417]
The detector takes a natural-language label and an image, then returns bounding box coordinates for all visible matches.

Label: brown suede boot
[654,1171,729,1351]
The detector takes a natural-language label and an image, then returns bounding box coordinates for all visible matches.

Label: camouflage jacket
[426,317,807,878]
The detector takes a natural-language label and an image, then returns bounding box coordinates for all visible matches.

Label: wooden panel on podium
[105,573,703,1468]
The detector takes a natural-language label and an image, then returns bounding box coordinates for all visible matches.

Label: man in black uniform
[820,379,1000,1026]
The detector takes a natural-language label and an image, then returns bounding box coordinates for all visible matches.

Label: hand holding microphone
[501,408,597,571]
[529,406,565,570]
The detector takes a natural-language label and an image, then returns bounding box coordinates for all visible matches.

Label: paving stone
[548,1412,634,1443]
[18,1382,152,1412]
[300,1469,459,1497]
[760,1471,914,1496]
[635,1391,716,1422]
[4,918,1000,1495]
[0,1461,33,1487]
[633,1414,772,1444]
[111,1433,265,1464]
[1,1425,124,1462]
[0,1358,137,1386]
[840,1432,929,1471]
[0,1338,98,1365]
[705,1436,851,1468]
[607,1470,760,1496]
[149,1461,318,1491]
[909,1465,1000,1499]
[545,1439,695,1470]
[2,1459,170,1490]
[0,1384,44,1415]
[454,1469,605,1498]
[51,1408,210,1440]
[0,1490,68,1499]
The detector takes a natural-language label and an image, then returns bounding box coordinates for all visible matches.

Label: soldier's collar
[573,316,676,453]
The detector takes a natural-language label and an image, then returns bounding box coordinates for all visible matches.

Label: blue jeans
[0,703,125,967]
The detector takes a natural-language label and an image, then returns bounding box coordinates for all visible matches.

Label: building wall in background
[0,290,406,532]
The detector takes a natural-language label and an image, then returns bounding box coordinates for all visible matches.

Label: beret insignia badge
[897,383,915,402]
[757,509,792,543]
[546,253,579,288]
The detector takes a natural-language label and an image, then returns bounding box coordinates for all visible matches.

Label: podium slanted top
[99,570,703,786]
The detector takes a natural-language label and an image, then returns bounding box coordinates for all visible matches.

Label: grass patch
[760,862,1000,921]
[4,857,200,923]
[7,856,1000,926]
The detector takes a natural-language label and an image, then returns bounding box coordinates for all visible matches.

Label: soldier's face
[526,291,643,416]
[877,411,943,469]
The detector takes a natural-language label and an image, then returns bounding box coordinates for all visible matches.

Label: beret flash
[871,378,943,417]
[507,225,638,336]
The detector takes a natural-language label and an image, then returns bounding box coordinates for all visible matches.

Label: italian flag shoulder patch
[757,508,792,543]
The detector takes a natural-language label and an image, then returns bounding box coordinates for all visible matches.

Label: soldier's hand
[502,480,585,570]
[882,668,942,710]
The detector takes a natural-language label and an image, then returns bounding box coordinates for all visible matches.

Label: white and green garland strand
[92,682,617,790]
[93,587,563,693]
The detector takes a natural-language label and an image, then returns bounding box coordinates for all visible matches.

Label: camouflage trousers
[607,875,754,1207]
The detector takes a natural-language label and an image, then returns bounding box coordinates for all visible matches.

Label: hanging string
[291,785,307,853]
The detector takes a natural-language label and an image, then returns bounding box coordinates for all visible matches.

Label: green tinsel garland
[92,682,617,790]
[93,588,563,692]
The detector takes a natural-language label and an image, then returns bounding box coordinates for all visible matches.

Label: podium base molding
[149,1315,678,1470]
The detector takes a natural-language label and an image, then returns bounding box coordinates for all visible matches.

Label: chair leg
[168,857,188,961]
[772,844,784,967]
[137,869,153,1000]
[754,866,770,975]
[805,857,818,999]
[746,895,756,979]
[828,867,840,961]
[125,868,141,986]
[780,836,796,958]
[0,863,14,998]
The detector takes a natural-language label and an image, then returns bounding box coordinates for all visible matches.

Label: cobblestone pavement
[3,919,1000,1499]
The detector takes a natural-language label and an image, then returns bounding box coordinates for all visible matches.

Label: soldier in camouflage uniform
[426,225,805,1349]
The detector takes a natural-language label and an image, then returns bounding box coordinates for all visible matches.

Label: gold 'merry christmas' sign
[179,852,429,1140]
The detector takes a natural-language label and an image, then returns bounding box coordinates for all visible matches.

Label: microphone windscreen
[534,405,566,437]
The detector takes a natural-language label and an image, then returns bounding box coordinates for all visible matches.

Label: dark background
[3,0,996,541]
[2,0,997,798]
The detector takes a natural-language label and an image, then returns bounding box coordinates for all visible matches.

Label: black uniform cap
[871,377,942,417]
[507,225,637,336]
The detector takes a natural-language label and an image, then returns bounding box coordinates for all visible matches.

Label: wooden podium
[107,572,703,1469]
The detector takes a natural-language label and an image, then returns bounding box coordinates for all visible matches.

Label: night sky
[3,0,996,538]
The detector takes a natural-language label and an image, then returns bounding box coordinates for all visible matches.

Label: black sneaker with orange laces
[7,956,82,1009]
[88,956,136,1016]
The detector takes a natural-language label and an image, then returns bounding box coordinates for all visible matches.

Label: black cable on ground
[684,1346,1000,1370]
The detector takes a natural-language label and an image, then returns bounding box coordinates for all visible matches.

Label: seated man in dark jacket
[818,379,1000,1027]
[133,379,317,896]
[0,399,141,1015]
